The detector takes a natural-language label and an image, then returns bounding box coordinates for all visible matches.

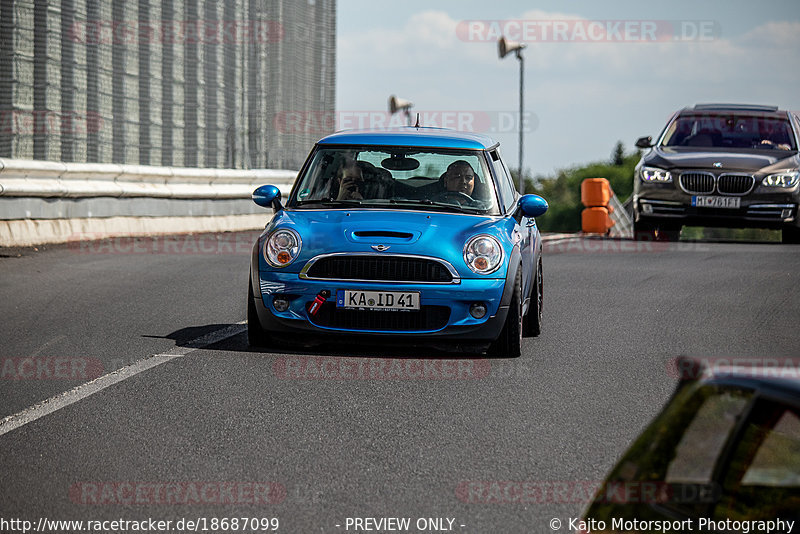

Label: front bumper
[250,270,511,343]
[634,181,799,230]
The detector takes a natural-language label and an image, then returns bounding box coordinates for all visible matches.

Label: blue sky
[336,0,800,176]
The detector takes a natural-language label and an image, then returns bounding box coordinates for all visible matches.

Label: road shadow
[148,323,493,361]
[142,324,237,348]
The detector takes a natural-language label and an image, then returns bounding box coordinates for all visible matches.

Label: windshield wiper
[295,199,363,207]
[388,198,435,206]
[387,198,483,213]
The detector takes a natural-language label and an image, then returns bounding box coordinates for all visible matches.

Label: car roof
[679,103,789,119]
[316,127,499,150]
[676,356,800,398]
[697,365,800,405]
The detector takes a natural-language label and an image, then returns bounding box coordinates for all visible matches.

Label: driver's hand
[337,176,364,200]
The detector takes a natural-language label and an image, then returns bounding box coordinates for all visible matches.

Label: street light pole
[517,49,524,194]
[498,37,527,193]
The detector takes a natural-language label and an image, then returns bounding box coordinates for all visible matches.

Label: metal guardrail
[0,158,300,247]
[608,194,633,238]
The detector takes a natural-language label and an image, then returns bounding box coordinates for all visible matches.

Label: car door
[489,149,534,300]
[583,382,756,525]
[711,396,800,521]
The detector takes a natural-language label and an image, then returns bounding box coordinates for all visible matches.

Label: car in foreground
[247,128,548,357]
[633,104,800,243]
[581,356,800,532]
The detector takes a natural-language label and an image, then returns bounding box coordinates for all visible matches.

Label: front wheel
[247,278,271,348]
[523,258,542,337]
[782,226,800,244]
[656,224,682,242]
[489,269,523,358]
[633,219,656,241]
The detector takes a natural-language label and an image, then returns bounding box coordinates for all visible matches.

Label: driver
[442,160,475,196]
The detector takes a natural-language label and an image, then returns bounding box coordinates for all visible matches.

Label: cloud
[339,11,493,69]
[337,8,800,172]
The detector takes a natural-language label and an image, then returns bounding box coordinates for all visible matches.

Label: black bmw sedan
[632,104,800,243]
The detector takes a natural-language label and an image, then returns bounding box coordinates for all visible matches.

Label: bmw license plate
[692,196,741,209]
[336,290,419,311]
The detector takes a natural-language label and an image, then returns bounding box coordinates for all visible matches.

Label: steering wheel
[433,190,474,205]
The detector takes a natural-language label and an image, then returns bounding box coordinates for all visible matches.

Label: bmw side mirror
[518,194,548,218]
[252,185,283,210]
[635,136,653,149]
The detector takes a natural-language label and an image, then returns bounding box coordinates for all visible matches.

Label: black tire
[247,278,271,348]
[633,219,657,241]
[489,268,523,358]
[656,224,681,242]
[782,226,800,244]
[523,258,542,337]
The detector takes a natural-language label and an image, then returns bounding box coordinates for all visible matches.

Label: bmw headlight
[762,171,799,188]
[640,166,672,183]
[264,229,302,267]
[464,235,503,275]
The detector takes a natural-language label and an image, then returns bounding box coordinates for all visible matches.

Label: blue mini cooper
[248,128,548,356]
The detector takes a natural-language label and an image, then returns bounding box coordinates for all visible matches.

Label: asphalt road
[1,233,798,534]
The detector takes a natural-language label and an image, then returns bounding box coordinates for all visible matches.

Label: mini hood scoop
[353,231,414,239]
[346,228,420,244]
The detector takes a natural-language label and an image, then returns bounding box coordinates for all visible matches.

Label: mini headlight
[641,167,672,183]
[464,235,503,275]
[762,172,799,188]
[264,229,301,267]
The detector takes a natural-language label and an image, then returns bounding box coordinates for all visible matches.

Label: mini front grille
[717,174,755,195]
[679,172,715,194]
[303,255,454,283]
[310,302,451,332]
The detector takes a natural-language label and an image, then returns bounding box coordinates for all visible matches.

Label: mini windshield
[661,113,797,151]
[290,146,500,215]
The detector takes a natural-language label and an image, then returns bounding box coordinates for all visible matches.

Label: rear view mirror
[635,136,653,149]
[381,154,420,171]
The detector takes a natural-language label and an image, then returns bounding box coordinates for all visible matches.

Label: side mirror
[635,136,653,149]
[518,194,548,218]
[252,185,283,210]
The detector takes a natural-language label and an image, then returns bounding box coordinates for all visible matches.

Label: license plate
[692,196,741,209]
[336,290,420,311]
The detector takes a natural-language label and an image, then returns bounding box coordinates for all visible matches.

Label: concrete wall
[0,157,296,246]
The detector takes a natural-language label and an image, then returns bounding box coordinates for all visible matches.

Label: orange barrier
[581,178,611,208]
[581,178,614,234]
[581,207,613,234]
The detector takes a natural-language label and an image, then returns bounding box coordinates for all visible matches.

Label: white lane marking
[0,322,246,437]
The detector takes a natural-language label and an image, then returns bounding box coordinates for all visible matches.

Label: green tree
[611,141,625,166]
[524,143,640,233]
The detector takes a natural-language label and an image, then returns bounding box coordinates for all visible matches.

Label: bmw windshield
[661,113,798,151]
[289,146,501,215]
